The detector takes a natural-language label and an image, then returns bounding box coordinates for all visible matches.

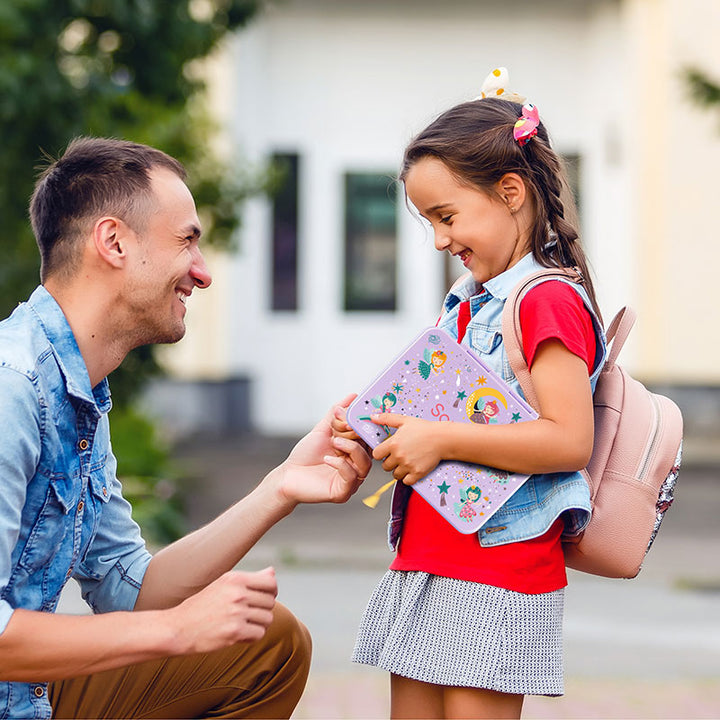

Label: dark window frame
[343,172,398,312]
[270,152,300,312]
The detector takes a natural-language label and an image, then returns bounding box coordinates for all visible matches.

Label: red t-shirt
[390,281,596,594]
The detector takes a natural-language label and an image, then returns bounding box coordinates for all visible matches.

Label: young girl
[334,69,607,720]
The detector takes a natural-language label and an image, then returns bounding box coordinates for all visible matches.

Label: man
[0,137,370,719]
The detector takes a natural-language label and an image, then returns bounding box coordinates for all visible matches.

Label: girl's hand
[331,404,360,441]
[371,414,448,485]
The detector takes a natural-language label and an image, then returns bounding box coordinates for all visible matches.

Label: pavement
[60,434,720,719]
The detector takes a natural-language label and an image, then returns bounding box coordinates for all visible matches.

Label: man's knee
[221,601,311,717]
[47,603,313,720]
[263,601,312,681]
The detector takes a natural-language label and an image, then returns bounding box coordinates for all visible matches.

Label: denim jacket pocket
[77,457,111,573]
[17,472,76,572]
[87,455,111,507]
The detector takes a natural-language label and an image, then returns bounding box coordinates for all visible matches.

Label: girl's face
[404,157,530,285]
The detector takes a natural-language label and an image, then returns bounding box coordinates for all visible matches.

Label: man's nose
[191,246,212,288]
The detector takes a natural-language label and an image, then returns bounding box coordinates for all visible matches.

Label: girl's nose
[434,228,452,252]
[191,246,213,288]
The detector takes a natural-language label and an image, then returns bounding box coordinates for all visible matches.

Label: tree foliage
[0,0,265,405]
[0,0,272,543]
[685,67,720,113]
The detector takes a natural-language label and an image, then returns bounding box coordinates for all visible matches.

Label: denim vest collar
[444,253,605,392]
[445,252,549,308]
[26,286,111,415]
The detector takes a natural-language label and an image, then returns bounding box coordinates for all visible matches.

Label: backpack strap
[501,266,585,413]
[603,306,636,367]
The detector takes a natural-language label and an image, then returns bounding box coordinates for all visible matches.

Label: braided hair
[399,98,602,322]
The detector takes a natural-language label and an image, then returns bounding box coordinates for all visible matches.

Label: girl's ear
[495,173,527,212]
[92,217,130,268]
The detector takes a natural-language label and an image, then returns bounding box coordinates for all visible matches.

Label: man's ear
[495,173,527,212]
[92,217,131,268]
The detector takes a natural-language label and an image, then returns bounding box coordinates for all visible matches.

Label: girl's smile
[404,157,533,285]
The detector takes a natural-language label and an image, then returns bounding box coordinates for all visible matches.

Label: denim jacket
[388,253,607,551]
[0,286,152,720]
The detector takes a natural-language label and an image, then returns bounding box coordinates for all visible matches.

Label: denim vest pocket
[17,472,76,572]
[466,325,502,355]
[465,326,514,383]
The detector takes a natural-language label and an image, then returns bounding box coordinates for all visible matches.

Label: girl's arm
[372,338,594,484]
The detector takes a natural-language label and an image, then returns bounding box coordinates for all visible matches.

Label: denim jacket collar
[26,286,111,414]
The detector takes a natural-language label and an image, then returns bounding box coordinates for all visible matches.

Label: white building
[149,0,720,443]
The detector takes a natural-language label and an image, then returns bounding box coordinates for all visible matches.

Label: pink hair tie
[513,103,540,146]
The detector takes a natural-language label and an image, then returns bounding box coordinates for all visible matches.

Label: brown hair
[399,98,601,321]
[30,137,186,281]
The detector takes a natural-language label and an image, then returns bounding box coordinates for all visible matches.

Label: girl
[334,69,607,720]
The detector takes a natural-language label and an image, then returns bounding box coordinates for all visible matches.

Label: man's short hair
[29,137,186,281]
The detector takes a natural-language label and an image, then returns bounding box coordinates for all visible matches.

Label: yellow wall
[627,0,720,382]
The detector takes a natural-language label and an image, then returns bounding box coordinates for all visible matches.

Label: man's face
[123,167,212,346]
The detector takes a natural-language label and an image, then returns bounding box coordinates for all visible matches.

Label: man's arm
[0,566,277,681]
[0,396,369,682]
[135,396,370,610]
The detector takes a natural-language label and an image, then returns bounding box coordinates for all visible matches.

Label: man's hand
[371,413,449,485]
[277,395,372,505]
[167,567,278,655]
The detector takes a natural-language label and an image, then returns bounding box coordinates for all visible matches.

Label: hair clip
[513,103,540,146]
[476,67,526,104]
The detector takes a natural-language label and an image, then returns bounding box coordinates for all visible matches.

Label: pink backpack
[502,269,683,578]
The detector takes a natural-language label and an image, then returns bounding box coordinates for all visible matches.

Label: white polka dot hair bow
[476,67,526,104]
[476,67,540,146]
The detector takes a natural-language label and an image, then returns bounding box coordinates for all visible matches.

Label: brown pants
[47,603,311,719]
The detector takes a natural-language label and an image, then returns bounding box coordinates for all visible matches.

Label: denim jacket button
[78,438,89,451]
[33,686,44,698]
[77,501,84,513]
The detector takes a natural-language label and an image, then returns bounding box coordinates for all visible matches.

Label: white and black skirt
[351,570,565,696]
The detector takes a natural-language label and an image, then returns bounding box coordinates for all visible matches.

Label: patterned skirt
[351,570,565,696]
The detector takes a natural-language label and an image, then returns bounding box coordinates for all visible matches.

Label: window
[271,153,299,311]
[562,152,582,222]
[344,173,397,311]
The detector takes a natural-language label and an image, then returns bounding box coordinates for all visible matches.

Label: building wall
[626,0,720,383]
[161,0,710,436]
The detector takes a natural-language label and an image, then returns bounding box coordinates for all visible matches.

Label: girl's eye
[440,214,453,224]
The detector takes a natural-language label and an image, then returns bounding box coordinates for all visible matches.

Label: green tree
[686,67,720,113]
[0,0,267,402]
[0,0,268,542]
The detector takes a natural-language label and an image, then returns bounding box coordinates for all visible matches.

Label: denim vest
[0,286,152,720]
[388,253,607,551]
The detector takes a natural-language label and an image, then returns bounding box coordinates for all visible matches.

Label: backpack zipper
[638,393,661,480]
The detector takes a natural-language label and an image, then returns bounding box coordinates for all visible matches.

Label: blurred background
[4,0,720,717]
